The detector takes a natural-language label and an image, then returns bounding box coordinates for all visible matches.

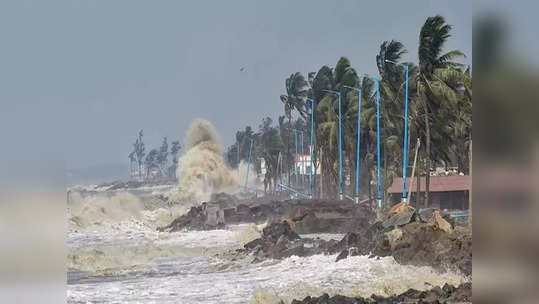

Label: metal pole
[244,138,253,188]
[308,99,315,198]
[301,131,305,189]
[338,92,343,200]
[402,66,409,202]
[408,138,420,204]
[376,78,382,208]
[355,89,362,204]
[295,130,298,187]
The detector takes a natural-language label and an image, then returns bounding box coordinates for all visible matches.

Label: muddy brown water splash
[173,119,239,205]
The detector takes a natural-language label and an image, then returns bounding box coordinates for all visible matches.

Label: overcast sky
[0,1,472,173]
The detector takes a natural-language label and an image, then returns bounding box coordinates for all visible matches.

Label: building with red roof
[387,175,470,210]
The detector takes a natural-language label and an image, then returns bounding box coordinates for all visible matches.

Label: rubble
[290,282,472,304]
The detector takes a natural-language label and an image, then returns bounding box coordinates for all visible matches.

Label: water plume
[173,119,239,205]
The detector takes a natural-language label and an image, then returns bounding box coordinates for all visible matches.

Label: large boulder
[382,205,415,228]
[261,221,300,243]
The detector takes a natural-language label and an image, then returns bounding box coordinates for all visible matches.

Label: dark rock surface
[290,282,472,304]
[238,221,325,260]
[159,199,376,233]
[161,196,472,277]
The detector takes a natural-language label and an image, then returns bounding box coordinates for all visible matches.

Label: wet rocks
[290,282,472,304]
[160,199,377,233]
[380,222,472,276]
[157,203,225,232]
[382,207,415,228]
[242,221,306,260]
[334,206,472,277]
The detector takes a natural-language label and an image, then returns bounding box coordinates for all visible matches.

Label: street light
[385,59,410,204]
[322,89,343,200]
[374,77,382,208]
[343,85,362,204]
[306,98,316,199]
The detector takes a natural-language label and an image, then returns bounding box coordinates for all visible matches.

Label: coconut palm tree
[254,117,283,194]
[280,72,309,184]
[414,15,470,206]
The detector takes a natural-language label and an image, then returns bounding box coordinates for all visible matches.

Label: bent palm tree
[280,72,309,185]
[415,15,470,207]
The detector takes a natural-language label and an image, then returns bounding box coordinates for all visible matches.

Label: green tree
[414,15,470,206]
[144,149,159,179]
[134,130,145,179]
[157,137,169,177]
[169,140,181,178]
[280,72,309,184]
[254,117,283,193]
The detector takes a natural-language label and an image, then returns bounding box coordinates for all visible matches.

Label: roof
[387,175,470,193]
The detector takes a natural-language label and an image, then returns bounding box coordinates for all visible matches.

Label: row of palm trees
[228,15,471,206]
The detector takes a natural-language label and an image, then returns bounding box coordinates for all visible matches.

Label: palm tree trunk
[287,117,292,185]
[424,108,431,208]
[416,152,421,208]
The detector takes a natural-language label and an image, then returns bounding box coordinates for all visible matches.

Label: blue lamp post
[306,98,316,198]
[343,85,362,204]
[385,59,410,203]
[294,130,298,187]
[301,130,305,188]
[323,89,343,200]
[375,77,382,208]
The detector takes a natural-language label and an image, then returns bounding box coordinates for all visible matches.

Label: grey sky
[0,1,471,175]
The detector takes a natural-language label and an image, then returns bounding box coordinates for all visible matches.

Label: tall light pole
[375,77,382,208]
[301,130,305,188]
[343,85,362,204]
[323,89,343,200]
[385,59,409,204]
[306,98,316,198]
[294,130,298,187]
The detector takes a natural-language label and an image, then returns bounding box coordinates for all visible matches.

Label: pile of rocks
[159,199,376,234]
[290,282,472,304]
[334,203,472,276]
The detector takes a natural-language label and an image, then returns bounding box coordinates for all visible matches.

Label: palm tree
[280,72,309,184]
[255,117,283,194]
[310,57,360,197]
[414,15,470,206]
[281,72,309,119]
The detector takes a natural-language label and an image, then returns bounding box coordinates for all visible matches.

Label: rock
[291,283,472,303]
[262,221,300,243]
[427,209,452,233]
[244,238,264,250]
[161,199,377,233]
[335,247,360,262]
[335,249,349,262]
[382,205,415,228]
[389,222,472,276]
[385,228,403,251]
[277,244,306,259]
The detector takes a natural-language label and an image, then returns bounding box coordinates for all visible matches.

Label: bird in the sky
[240,67,245,72]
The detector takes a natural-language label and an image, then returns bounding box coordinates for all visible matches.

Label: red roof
[387,175,470,193]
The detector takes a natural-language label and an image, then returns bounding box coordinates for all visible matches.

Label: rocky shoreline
[160,198,471,276]
[159,197,472,302]
[290,282,472,303]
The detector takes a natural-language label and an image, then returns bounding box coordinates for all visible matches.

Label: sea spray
[68,192,144,229]
[173,119,240,205]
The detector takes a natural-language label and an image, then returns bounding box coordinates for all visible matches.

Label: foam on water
[68,253,465,303]
[68,203,465,303]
